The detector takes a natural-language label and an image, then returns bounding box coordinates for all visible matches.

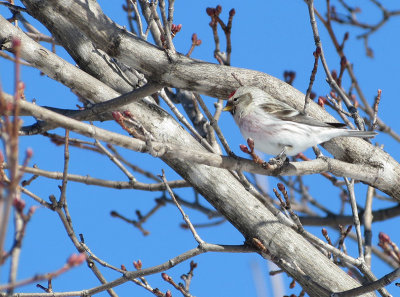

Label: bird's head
[223,86,258,115]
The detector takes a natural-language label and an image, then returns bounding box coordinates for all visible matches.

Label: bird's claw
[268,154,288,167]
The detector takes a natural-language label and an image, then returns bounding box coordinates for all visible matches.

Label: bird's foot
[268,153,288,167]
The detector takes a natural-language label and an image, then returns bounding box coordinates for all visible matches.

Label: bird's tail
[343,130,378,138]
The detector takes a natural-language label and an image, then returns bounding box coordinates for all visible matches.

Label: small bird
[223,86,377,160]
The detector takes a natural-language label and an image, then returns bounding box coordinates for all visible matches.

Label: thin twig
[5,164,189,191]
[364,185,374,268]
[94,139,136,182]
[344,178,364,261]
[161,169,204,245]
[303,47,321,114]
[158,0,175,51]
[194,93,233,156]
[331,268,400,297]
[59,130,69,206]
[371,89,381,131]
[159,89,214,152]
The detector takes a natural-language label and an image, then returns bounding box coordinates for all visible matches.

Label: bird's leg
[268,147,289,166]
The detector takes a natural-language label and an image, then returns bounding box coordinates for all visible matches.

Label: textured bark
[1,0,392,295]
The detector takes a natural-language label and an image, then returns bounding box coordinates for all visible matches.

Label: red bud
[191,33,197,42]
[28,206,38,216]
[123,110,132,118]
[206,7,214,16]
[229,8,235,17]
[318,96,326,108]
[190,261,197,269]
[13,197,26,212]
[18,81,25,90]
[290,279,296,289]
[161,272,170,281]
[67,253,86,266]
[239,144,249,154]
[112,111,123,122]
[133,259,142,270]
[246,138,254,148]
[379,232,390,243]
[26,147,33,159]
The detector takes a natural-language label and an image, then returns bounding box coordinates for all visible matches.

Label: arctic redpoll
[223,86,377,158]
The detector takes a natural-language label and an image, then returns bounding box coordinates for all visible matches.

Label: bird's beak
[223,101,234,112]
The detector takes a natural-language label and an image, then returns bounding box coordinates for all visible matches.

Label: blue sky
[1,1,400,296]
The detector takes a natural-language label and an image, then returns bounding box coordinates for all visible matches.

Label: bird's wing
[260,102,346,128]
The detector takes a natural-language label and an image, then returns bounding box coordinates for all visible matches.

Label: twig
[123,0,137,35]
[48,194,118,297]
[273,184,304,233]
[186,33,201,57]
[20,82,162,136]
[162,272,193,297]
[0,38,22,261]
[298,204,400,227]
[0,51,32,66]
[325,95,355,129]
[364,185,374,267]
[0,253,86,291]
[94,139,136,182]
[7,209,23,295]
[167,0,175,27]
[5,163,189,191]
[158,0,175,51]
[344,178,364,261]
[371,89,381,131]
[110,198,166,236]
[106,144,161,181]
[161,169,204,245]
[59,130,69,206]
[303,47,321,114]
[194,93,233,156]
[159,89,214,152]
[331,268,400,297]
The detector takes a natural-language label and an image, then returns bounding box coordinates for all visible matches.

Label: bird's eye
[233,98,238,102]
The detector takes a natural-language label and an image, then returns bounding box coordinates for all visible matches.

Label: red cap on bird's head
[229,90,236,98]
